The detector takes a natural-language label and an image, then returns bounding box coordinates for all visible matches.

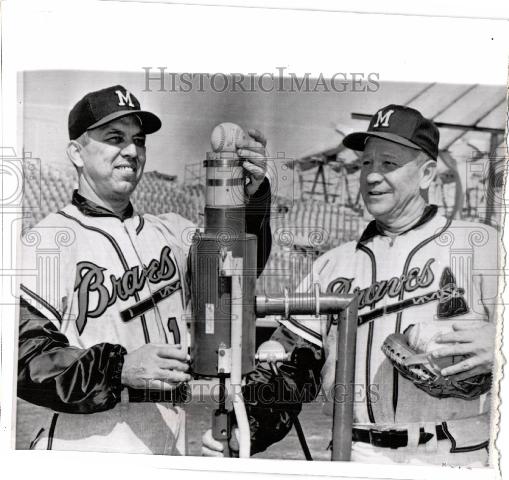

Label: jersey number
[167,317,181,345]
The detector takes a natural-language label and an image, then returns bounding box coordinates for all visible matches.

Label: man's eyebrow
[103,128,125,135]
[378,154,402,162]
[102,128,145,137]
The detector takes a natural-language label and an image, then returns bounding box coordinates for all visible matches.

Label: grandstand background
[22,139,505,299]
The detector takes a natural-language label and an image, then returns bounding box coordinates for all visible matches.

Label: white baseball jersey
[18,193,195,454]
[281,206,499,453]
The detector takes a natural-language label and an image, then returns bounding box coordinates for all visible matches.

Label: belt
[126,383,190,404]
[352,425,448,449]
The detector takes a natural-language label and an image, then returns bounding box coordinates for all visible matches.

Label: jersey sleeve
[448,221,501,323]
[476,225,502,323]
[18,296,126,413]
[17,222,127,414]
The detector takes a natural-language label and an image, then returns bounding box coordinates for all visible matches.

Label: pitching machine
[190,123,358,461]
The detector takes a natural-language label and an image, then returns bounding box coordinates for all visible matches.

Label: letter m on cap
[373,109,394,128]
[115,89,135,108]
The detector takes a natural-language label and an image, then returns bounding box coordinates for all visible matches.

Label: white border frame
[1,2,508,480]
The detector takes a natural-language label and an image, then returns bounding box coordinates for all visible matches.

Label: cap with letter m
[343,104,440,160]
[68,85,162,140]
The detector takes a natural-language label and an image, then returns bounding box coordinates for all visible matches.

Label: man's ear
[67,140,84,169]
[419,158,437,191]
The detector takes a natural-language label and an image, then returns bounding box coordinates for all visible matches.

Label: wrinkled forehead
[89,114,144,136]
[363,137,421,160]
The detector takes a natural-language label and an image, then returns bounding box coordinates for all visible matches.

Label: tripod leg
[212,376,232,457]
[269,362,313,461]
[289,412,313,461]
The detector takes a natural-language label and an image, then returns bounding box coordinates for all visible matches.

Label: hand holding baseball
[238,128,268,196]
[121,343,191,390]
[210,123,268,196]
[210,123,248,153]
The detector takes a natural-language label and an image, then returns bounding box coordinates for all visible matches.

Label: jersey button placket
[123,219,168,343]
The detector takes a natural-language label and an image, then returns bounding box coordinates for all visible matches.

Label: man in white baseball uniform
[18,85,272,454]
[203,105,499,466]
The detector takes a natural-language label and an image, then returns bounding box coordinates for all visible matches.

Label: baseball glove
[382,324,491,400]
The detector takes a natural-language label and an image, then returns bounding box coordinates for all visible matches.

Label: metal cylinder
[191,143,257,377]
[204,206,245,235]
[190,231,257,377]
[204,153,245,208]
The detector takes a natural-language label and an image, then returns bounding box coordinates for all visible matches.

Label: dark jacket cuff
[109,345,127,402]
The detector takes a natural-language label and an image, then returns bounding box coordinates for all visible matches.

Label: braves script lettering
[74,246,176,333]
[327,258,435,310]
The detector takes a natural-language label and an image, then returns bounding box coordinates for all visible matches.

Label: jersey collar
[357,204,438,247]
[72,190,134,220]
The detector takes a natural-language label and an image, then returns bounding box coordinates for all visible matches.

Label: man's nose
[121,142,137,158]
[365,169,384,184]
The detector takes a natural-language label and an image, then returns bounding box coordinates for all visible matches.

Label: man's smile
[114,163,137,174]
[367,190,390,197]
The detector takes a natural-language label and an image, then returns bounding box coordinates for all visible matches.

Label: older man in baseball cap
[18,85,272,455]
[205,104,499,467]
[342,104,440,233]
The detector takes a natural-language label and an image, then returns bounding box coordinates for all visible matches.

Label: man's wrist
[245,178,263,197]
[246,176,270,198]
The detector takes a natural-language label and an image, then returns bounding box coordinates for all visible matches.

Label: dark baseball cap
[68,85,162,140]
[343,104,439,160]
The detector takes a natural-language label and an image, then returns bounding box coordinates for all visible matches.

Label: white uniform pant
[351,440,488,466]
[29,402,187,455]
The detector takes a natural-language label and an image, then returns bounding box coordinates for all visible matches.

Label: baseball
[210,122,247,153]
[406,323,443,353]
[256,340,288,367]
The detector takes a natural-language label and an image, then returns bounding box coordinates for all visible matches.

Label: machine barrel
[255,294,354,317]
[190,150,257,378]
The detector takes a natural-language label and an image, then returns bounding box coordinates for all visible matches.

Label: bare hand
[201,428,239,457]
[431,322,495,377]
[237,128,267,196]
[121,343,191,390]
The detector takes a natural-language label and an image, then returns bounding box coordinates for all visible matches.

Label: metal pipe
[255,290,358,461]
[255,293,354,317]
[232,387,250,458]
[230,256,250,458]
[331,296,358,461]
